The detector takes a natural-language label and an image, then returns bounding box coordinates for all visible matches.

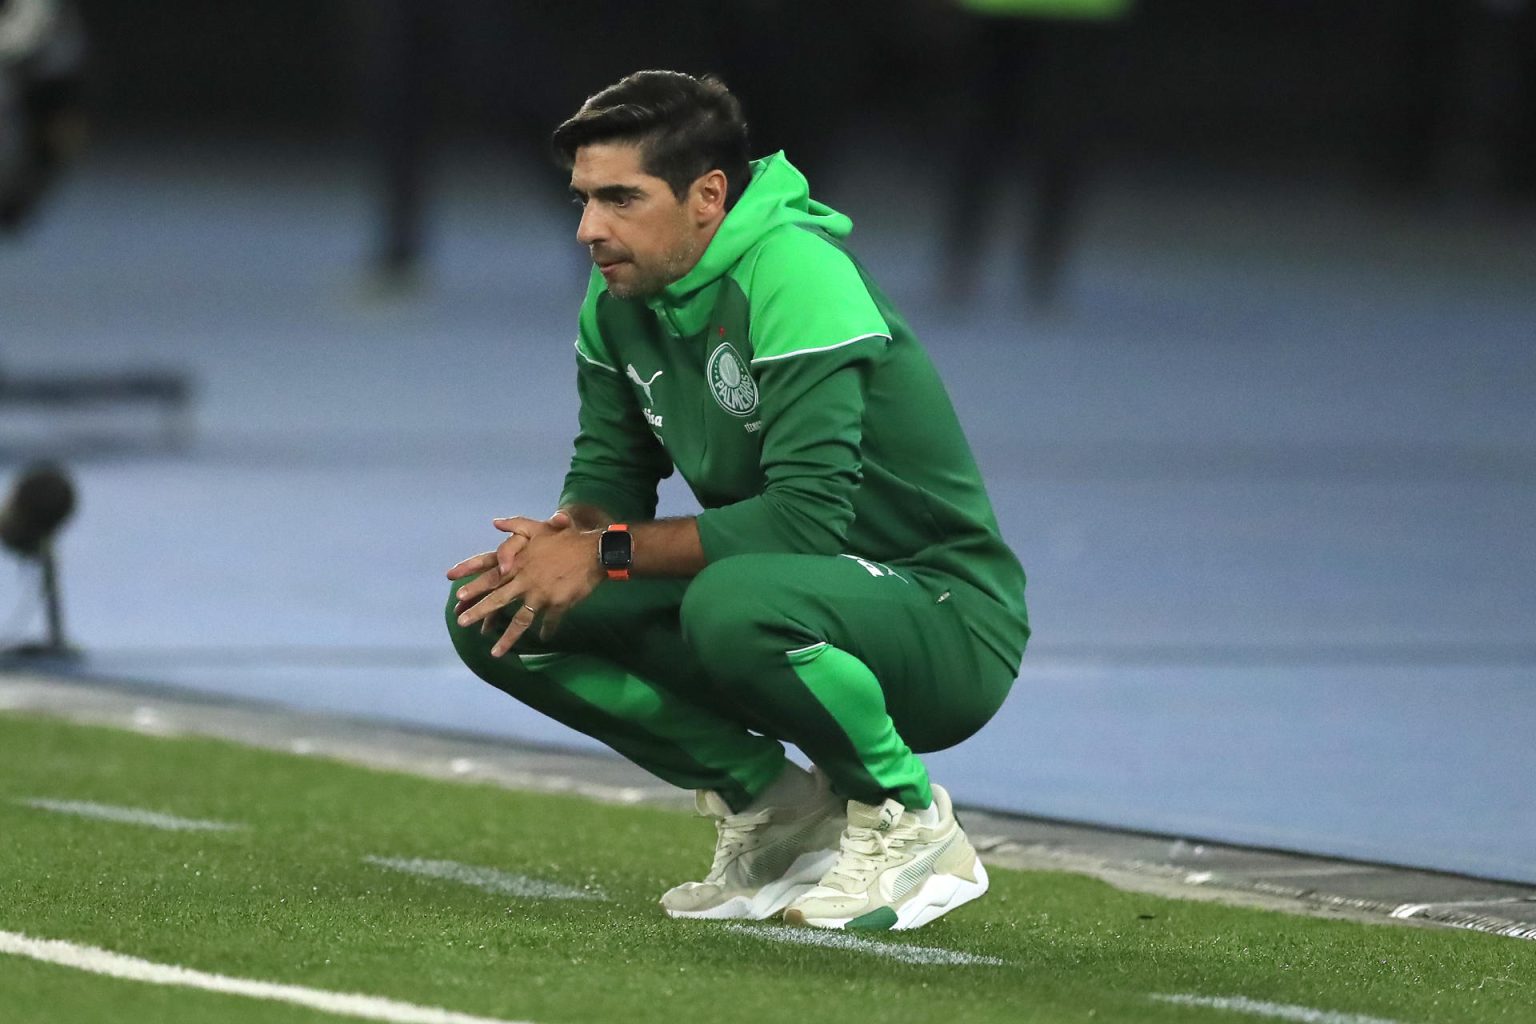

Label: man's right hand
[446,511,575,621]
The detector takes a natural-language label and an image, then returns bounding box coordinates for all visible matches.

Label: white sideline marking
[19,798,245,832]
[723,924,1004,967]
[365,857,605,901]
[1152,993,1407,1024]
[0,930,535,1024]
[1391,903,1431,919]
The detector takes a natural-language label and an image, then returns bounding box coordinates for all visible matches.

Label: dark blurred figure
[707,0,871,202]
[1375,0,1536,200]
[357,0,443,289]
[941,0,1131,309]
[1375,0,1458,194]
[1,1,189,448]
[0,0,86,232]
[354,1,715,290]
[1512,1,1536,198]
[1488,0,1536,199]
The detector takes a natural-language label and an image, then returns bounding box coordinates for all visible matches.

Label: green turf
[0,712,1531,1024]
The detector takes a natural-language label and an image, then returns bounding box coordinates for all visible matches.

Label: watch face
[599,529,632,568]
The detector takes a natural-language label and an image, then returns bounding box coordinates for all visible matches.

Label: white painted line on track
[364,857,606,901]
[723,924,1004,967]
[1390,904,1431,919]
[1392,897,1528,919]
[1152,993,1407,1024]
[18,798,246,832]
[0,930,535,1024]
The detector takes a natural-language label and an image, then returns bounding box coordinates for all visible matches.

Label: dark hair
[553,70,752,209]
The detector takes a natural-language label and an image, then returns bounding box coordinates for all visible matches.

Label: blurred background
[2,0,1533,883]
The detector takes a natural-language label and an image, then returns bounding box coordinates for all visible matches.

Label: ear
[692,169,728,225]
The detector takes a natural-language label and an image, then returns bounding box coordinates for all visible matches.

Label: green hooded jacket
[560,153,1029,669]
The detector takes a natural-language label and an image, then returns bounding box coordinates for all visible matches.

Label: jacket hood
[651,152,852,308]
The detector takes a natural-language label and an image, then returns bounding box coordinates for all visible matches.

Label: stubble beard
[606,235,702,300]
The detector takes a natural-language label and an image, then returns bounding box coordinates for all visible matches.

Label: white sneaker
[782,784,988,931]
[660,775,845,920]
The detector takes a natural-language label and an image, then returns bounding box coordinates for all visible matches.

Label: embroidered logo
[706,341,758,417]
[625,364,663,405]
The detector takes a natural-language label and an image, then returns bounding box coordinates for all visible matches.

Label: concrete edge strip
[0,680,683,809]
[0,930,535,1024]
[973,839,1536,943]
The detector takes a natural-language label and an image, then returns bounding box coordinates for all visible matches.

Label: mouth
[596,260,627,278]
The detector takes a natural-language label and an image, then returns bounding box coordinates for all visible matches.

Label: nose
[575,200,606,248]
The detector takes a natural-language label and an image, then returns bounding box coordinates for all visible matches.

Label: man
[446,70,1028,932]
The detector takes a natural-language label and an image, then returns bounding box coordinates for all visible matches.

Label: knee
[444,576,472,638]
[444,575,500,667]
[680,556,793,678]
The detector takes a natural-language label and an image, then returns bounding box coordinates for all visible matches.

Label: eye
[610,195,631,209]
[570,195,586,208]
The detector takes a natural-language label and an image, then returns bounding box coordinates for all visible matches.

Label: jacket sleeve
[557,287,673,521]
[695,229,890,561]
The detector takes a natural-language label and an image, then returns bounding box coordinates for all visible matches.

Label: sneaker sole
[662,848,841,921]
[783,861,990,931]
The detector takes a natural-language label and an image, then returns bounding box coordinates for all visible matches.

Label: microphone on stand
[1,463,76,557]
[1,462,78,659]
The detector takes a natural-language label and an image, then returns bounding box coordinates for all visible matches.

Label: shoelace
[823,823,916,890]
[703,808,775,881]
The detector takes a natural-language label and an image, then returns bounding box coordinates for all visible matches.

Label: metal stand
[2,544,77,662]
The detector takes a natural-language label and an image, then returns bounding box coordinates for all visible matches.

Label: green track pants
[445,553,1018,812]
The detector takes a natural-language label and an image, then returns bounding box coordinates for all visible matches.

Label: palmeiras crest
[707,341,759,417]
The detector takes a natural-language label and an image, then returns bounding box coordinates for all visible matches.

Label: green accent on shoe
[846,906,899,931]
[784,643,932,809]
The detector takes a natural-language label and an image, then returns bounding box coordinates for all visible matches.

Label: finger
[453,566,504,607]
[495,533,530,578]
[491,603,539,658]
[458,579,523,628]
[456,583,499,618]
[537,606,567,642]
[545,510,574,530]
[493,516,547,537]
[446,551,497,580]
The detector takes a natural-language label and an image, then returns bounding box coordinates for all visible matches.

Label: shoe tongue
[847,798,904,832]
[697,790,734,818]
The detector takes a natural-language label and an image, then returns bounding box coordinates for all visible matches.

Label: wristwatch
[599,523,632,580]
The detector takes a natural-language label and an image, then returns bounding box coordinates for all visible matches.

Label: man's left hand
[455,527,605,656]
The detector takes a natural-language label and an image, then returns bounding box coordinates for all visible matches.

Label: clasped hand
[446,511,604,657]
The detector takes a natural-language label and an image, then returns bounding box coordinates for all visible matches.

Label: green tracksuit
[447,153,1028,811]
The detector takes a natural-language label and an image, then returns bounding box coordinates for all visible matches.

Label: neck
[666,217,726,288]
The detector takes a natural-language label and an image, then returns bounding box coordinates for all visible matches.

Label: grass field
[1,712,1532,1024]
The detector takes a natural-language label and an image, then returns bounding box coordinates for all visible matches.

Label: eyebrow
[569,184,645,203]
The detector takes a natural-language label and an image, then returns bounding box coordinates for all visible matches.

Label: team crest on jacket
[707,341,759,417]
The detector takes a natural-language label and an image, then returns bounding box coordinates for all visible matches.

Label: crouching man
[447,70,1028,931]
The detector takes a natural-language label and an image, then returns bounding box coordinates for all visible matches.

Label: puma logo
[626,364,663,405]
